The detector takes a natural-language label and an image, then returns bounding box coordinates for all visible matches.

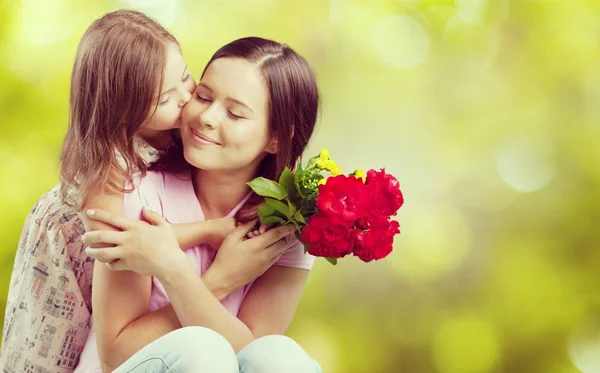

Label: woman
[83,37,322,372]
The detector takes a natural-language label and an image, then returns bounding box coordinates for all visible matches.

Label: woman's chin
[183,149,214,170]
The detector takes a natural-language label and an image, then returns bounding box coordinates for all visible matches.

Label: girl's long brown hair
[60,10,178,207]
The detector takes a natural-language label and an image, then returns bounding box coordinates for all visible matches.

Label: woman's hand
[206,221,296,293]
[83,207,187,277]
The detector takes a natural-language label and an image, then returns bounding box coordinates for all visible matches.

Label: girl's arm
[173,218,235,250]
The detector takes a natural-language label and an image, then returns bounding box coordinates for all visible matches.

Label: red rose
[349,228,365,249]
[301,215,354,258]
[316,175,368,222]
[365,169,404,217]
[352,218,400,262]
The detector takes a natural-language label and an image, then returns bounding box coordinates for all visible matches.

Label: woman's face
[180,57,278,174]
[144,43,196,132]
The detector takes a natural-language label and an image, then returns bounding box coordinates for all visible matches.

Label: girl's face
[144,43,196,132]
[180,57,278,174]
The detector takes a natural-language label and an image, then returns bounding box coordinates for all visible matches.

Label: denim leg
[237,335,322,373]
[113,326,239,373]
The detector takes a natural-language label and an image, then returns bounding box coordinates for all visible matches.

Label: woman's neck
[192,167,256,220]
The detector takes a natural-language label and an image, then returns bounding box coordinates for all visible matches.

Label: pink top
[75,170,315,372]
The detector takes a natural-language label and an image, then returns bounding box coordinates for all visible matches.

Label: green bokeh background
[1,1,599,372]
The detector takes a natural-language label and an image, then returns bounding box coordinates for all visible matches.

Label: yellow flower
[318,178,327,186]
[316,159,328,169]
[325,160,337,170]
[322,159,342,175]
[354,169,366,182]
[330,166,342,176]
[316,158,341,174]
[319,148,330,160]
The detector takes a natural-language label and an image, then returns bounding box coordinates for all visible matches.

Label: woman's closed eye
[193,93,244,119]
[227,111,244,120]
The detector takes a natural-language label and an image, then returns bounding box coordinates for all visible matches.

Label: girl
[83,37,323,372]
[0,11,289,373]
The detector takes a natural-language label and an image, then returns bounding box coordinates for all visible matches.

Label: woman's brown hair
[60,9,178,207]
[154,37,320,223]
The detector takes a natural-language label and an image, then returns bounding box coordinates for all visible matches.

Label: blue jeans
[113,326,323,373]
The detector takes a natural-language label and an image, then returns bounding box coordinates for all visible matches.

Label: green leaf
[247,178,286,200]
[293,166,305,198]
[294,179,304,198]
[279,167,297,200]
[265,198,291,218]
[303,243,310,254]
[287,199,297,216]
[257,203,275,219]
[325,257,338,265]
[262,215,285,225]
[293,210,305,224]
[295,165,305,180]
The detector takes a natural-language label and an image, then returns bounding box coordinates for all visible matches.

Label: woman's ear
[265,137,279,154]
[265,125,294,154]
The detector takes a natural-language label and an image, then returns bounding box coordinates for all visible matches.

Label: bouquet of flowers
[247,149,404,265]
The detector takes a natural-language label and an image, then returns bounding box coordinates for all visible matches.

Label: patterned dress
[0,140,160,373]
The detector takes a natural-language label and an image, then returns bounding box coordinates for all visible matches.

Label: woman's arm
[159,249,309,352]
[84,197,236,371]
[154,224,302,352]
[81,170,155,372]
[84,209,295,366]
[158,258,255,351]
[160,262,310,350]
[236,265,309,337]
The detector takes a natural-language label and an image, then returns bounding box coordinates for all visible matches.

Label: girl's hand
[245,223,271,239]
[204,218,237,249]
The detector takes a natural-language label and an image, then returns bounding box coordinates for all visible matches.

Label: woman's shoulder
[132,169,166,189]
[124,171,166,218]
[124,169,193,220]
